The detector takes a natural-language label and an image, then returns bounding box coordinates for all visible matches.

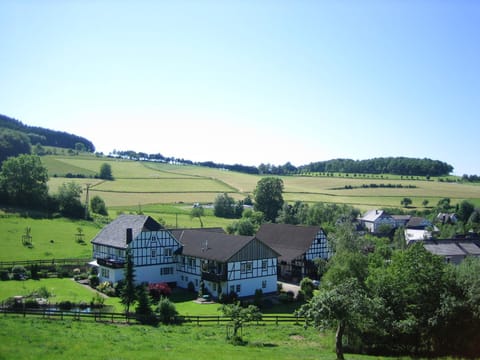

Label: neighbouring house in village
[422,237,480,264]
[91,214,279,298]
[255,223,331,282]
[359,209,412,234]
[404,216,437,243]
[436,212,458,224]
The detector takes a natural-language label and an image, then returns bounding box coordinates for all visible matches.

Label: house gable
[255,223,329,262]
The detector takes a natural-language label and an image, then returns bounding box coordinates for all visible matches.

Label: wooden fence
[0,308,303,326]
[0,258,91,269]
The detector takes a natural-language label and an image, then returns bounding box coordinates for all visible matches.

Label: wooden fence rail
[0,308,303,326]
[0,258,91,269]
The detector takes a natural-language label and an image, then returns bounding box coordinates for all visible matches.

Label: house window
[101,268,110,278]
[195,279,199,286]
[262,280,267,289]
[230,285,235,293]
[236,284,241,293]
[240,262,253,274]
[262,260,268,272]
[160,267,173,275]
[213,283,217,291]
[151,248,156,258]
[164,248,173,257]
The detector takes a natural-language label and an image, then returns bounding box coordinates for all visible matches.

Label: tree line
[299,157,453,176]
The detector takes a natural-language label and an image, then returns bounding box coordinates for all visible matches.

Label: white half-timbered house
[171,229,279,298]
[91,215,279,298]
[91,215,181,284]
[255,223,331,282]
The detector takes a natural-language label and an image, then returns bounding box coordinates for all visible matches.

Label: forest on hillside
[0,114,95,156]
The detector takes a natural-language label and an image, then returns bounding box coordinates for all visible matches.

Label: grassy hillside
[0,216,102,261]
[41,154,480,212]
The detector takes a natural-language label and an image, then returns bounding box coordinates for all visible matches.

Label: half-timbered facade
[171,229,279,298]
[91,215,279,298]
[91,215,181,284]
[255,223,331,282]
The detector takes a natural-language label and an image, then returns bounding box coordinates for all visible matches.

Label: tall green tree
[121,249,136,314]
[0,128,31,163]
[0,154,48,208]
[214,193,241,218]
[297,278,375,360]
[99,163,113,180]
[135,284,156,325]
[366,243,446,354]
[253,177,284,222]
[457,200,475,223]
[56,182,84,218]
[90,195,108,215]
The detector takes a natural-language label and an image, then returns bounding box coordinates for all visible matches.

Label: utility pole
[85,183,91,219]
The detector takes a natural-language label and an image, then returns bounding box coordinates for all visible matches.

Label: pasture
[0,216,102,261]
[42,154,480,212]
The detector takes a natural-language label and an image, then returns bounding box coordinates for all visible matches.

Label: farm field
[41,155,480,212]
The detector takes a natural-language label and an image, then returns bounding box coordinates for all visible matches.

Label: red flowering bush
[148,282,172,301]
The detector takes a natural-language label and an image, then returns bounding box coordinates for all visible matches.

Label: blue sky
[1,1,479,175]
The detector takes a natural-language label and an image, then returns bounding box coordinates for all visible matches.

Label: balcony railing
[201,271,227,282]
[97,258,125,269]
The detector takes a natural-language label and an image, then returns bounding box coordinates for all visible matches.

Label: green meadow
[41,154,480,213]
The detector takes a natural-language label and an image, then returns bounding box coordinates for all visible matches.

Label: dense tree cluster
[0,128,32,163]
[299,157,453,176]
[0,114,94,152]
[0,154,109,219]
[298,224,480,359]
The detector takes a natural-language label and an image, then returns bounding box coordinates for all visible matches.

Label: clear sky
[1,1,479,175]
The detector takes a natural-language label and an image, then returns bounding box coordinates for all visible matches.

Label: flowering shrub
[148,282,171,301]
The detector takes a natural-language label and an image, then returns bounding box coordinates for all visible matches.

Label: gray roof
[407,217,432,229]
[170,229,256,262]
[423,242,467,256]
[423,239,480,257]
[91,214,162,248]
[255,223,324,262]
[359,209,388,222]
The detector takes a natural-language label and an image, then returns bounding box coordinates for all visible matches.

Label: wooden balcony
[201,271,227,282]
[97,258,125,269]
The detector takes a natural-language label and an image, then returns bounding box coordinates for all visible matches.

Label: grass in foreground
[0,316,406,360]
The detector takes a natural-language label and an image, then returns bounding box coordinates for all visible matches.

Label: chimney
[126,228,133,245]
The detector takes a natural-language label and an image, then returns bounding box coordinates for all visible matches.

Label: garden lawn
[0,278,122,311]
